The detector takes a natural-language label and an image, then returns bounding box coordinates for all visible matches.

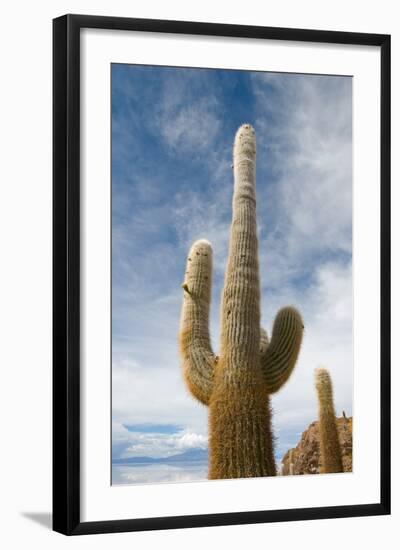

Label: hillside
[281,416,352,475]
[112,448,208,465]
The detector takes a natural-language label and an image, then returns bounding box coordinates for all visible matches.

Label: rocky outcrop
[281,416,352,475]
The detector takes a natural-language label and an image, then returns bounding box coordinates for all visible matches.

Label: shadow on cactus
[178,124,304,480]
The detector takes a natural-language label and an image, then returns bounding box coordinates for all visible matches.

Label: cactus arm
[178,239,216,405]
[259,327,269,356]
[315,368,343,473]
[260,306,304,394]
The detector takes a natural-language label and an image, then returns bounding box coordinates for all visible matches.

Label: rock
[281,417,352,475]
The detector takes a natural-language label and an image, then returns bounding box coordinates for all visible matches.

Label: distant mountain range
[112,448,208,465]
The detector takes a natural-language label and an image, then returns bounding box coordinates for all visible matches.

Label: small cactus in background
[179,124,304,479]
[314,368,344,473]
[289,449,294,475]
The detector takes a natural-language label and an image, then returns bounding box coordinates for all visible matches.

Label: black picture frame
[53,14,391,536]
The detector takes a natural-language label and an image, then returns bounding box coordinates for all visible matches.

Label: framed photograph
[53,14,390,535]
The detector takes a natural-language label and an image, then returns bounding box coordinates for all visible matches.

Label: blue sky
[111,64,353,480]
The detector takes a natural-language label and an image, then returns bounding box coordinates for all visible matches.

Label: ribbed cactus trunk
[315,368,343,474]
[179,124,304,480]
[209,125,275,478]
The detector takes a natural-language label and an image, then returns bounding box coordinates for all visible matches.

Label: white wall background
[0,0,398,547]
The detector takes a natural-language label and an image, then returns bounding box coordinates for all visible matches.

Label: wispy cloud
[248,73,353,461]
[252,73,352,287]
[152,69,223,156]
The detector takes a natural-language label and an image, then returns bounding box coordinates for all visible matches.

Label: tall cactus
[314,368,343,474]
[179,124,304,479]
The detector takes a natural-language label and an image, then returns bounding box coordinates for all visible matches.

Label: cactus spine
[314,368,343,473]
[179,124,304,479]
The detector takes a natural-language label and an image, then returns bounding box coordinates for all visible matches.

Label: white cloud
[112,358,208,436]
[112,417,207,459]
[124,431,207,457]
